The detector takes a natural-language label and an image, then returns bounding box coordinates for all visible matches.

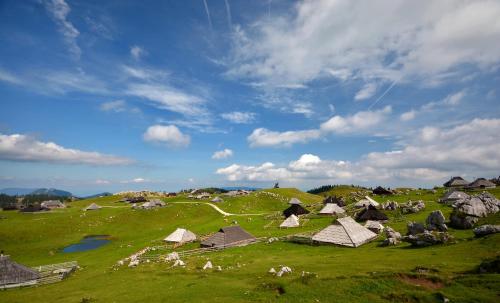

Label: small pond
[62,235,111,253]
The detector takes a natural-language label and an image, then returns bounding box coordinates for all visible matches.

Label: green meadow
[1,188,499,302]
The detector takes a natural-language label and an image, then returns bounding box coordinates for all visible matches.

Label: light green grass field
[0,188,499,302]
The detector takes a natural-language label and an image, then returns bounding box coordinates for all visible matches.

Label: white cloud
[320,106,392,134]
[248,128,321,148]
[401,90,466,122]
[400,110,416,121]
[0,69,22,85]
[44,0,81,59]
[119,177,149,184]
[219,118,500,185]
[212,148,234,160]
[99,100,127,112]
[130,45,147,60]
[0,133,132,165]
[95,179,111,185]
[122,65,168,80]
[226,1,500,88]
[354,83,377,101]
[127,83,206,117]
[221,111,256,124]
[143,125,190,148]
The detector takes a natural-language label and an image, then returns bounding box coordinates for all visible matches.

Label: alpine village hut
[40,200,65,209]
[0,255,40,288]
[356,205,388,222]
[354,196,380,208]
[319,203,345,216]
[164,228,197,244]
[439,190,470,204]
[283,204,310,217]
[312,217,377,247]
[280,214,300,228]
[288,197,302,205]
[84,203,101,211]
[467,178,496,189]
[200,226,256,248]
[323,195,345,206]
[211,196,223,203]
[443,176,469,188]
[372,186,393,195]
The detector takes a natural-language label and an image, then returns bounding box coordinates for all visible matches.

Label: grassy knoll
[0,188,499,302]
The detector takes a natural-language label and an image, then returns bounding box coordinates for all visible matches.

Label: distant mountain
[30,188,72,197]
[82,192,113,199]
[0,188,38,196]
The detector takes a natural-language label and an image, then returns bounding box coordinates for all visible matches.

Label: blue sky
[1,0,500,195]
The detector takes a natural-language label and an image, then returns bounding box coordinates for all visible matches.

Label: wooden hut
[200,226,256,248]
[0,255,39,287]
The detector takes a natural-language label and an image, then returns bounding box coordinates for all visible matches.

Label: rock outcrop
[473,225,500,237]
[449,192,500,229]
[426,210,447,231]
[403,231,453,247]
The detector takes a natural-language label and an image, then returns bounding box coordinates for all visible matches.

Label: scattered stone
[400,200,425,214]
[173,259,185,267]
[165,252,180,261]
[426,210,447,232]
[203,261,213,270]
[403,231,453,247]
[268,267,276,274]
[407,222,426,235]
[450,193,500,229]
[128,260,139,267]
[216,266,222,271]
[381,238,400,246]
[267,237,279,243]
[276,266,292,277]
[381,201,398,210]
[473,225,500,237]
[380,226,401,246]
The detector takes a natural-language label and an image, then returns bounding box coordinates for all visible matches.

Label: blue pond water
[62,235,111,253]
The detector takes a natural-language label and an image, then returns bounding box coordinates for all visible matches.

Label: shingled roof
[312,217,377,247]
[323,195,345,206]
[467,178,496,189]
[319,203,345,215]
[200,226,256,248]
[443,176,469,187]
[283,204,310,217]
[0,255,40,286]
[356,205,388,222]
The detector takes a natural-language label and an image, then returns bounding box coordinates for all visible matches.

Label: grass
[0,187,499,302]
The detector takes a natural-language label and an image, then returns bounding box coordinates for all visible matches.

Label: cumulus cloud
[320,106,392,134]
[44,0,81,59]
[221,111,256,124]
[130,45,147,60]
[212,148,234,160]
[248,128,321,148]
[0,133,132,165]
[219,118,500,185]
[143,125,190,148]
[226,0,500,88]
[400,110,417,121]
[354,83,377,101]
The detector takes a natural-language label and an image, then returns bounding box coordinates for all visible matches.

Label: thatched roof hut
[467,178,496,189]
[443,176,469,188]
[164,228,197,244]
[200,226,256,248]
[372,186,393,195]
[356,205,388,222]
[283,204,309,217]
[0,255,39,286]
[312,217,377,247]
[319,203,345,216]
[280,214,300,228]
[323,195,345,206]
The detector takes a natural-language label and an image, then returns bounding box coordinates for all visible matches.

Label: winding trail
[170,201,267,216]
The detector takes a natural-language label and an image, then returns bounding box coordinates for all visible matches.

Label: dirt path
[170,201,267,216]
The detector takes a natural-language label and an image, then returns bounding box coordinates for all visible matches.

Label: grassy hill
[0,188,499,302]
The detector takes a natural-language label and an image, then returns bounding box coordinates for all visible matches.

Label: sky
[0,0,500,196]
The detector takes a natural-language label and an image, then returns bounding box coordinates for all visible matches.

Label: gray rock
[381,201,398,210]
[407,222,426,235]
[473,225,500,237]
[449,212,478,229]
[385,227,401,240]
[426,210,448,232]
[400,200,425,214]
[403,231,453,247]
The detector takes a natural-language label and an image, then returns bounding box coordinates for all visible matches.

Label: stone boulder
[403,231,453,247]
[473,225,500,237]
[380,227,402,246]
[400,200,425,214]
[449,193,500,229]
[426,210,447,232]
[381,201,398,210]
[407,222,426,235]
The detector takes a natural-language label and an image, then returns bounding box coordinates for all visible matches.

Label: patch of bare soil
[398,274,444,290]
